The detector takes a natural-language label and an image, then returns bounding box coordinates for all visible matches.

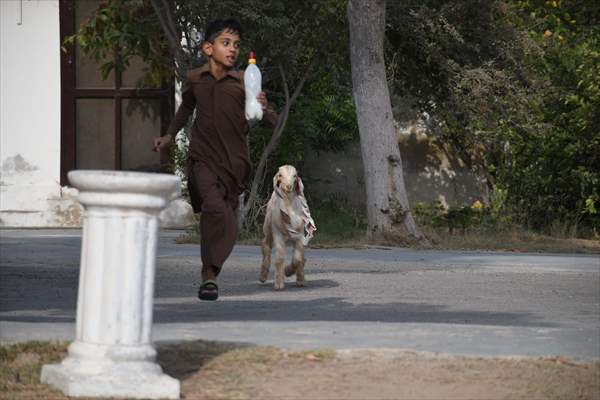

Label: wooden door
[59,0,173,185]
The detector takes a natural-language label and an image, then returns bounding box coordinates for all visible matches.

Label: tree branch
[149,0,188,78]
[279,64,291,104]
[290,60,314,104]
[150,0,177,49]
[161,0,178,40]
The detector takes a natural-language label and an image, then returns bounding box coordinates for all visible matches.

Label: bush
[413,193,516,235]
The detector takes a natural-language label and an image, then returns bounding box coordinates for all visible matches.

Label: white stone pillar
[42,170,181,399]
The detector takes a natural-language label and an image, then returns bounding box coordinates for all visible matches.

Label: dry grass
[419,227,600,254]
[2,341,598,400]
[0,341,68,400]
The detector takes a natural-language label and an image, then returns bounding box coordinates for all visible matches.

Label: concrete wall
[303,131,488,210]
[0,0,79,226]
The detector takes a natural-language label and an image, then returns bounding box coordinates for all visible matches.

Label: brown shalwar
[165,64,276,274]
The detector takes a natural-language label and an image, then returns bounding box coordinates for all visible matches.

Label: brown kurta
[165,63,276,271]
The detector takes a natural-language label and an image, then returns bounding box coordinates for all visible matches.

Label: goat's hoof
[295,280,305,287]
[284,265,296,277]
[274,283,285,291]
[259,271,269,283]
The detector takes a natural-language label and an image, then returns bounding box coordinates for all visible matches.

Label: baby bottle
[244,51,263,121]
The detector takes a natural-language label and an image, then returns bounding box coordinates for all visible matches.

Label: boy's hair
[204,18,243,43]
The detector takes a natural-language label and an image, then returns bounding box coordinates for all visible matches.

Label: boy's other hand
[257,91,269,111]
[153,134,172,152]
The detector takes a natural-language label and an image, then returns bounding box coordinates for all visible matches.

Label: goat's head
[273,165,304,197]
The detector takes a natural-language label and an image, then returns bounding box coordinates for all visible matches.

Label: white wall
[0,0,79,226]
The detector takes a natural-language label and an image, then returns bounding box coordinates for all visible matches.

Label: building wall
[303,131,489,210]
[0,0,79,226]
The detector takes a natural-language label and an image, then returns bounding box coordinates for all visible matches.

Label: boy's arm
[154,87,195,151]
[165,87,196,137]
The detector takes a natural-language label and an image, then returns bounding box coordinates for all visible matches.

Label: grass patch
[420,226,600,253]
[307,206,367,247]
[0,341,336,400]
[0,341,68,399]
[2,341,599,400]
[289,349,337,361]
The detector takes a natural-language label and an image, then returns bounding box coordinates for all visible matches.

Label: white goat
[261,165,316,290]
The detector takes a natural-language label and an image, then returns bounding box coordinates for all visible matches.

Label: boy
[153,18,276,300]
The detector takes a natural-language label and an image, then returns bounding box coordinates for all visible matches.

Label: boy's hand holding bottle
[256,91,269,112]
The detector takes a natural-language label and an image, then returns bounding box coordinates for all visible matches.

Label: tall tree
[347,0,424,241]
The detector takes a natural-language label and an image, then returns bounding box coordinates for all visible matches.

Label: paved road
[1,229,599,360]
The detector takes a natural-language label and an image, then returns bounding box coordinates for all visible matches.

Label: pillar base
[41,358,180,399]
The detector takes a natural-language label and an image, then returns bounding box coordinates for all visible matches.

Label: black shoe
[198,280,219,301]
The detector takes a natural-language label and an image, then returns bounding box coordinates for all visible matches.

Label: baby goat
[261,165,316,290]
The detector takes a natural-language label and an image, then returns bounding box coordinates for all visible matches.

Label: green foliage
[289,93,359,153]
[169,126,191,192]
[259,89,359,173]
[248,70,358,205]
[65,0,175,85]
[385,0,600,236]
[414,198,509,235]
[489,186,513,226]
[308,194,368,245]
[413,201,447,229]
[492,1,600,233]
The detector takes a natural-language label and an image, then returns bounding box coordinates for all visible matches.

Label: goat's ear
[273,173,280,189]
[295,176,305,197]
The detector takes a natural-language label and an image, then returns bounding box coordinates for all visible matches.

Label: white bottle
[244,51,263,121]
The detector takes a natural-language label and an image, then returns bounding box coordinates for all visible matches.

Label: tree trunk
[347,0,424,242]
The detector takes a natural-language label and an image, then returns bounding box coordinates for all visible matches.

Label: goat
[260,165,316,290]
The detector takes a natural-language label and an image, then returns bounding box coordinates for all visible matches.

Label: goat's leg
[273,236,286,291]
[292,243,306,286]
[284,251,296,277]
[260,228,272,283]
[284,242,300,277]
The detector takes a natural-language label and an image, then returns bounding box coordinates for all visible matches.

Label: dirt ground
[174,346,600,400]
[2,341,599,400]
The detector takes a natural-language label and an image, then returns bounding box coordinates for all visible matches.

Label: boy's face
[202,29,241,69]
